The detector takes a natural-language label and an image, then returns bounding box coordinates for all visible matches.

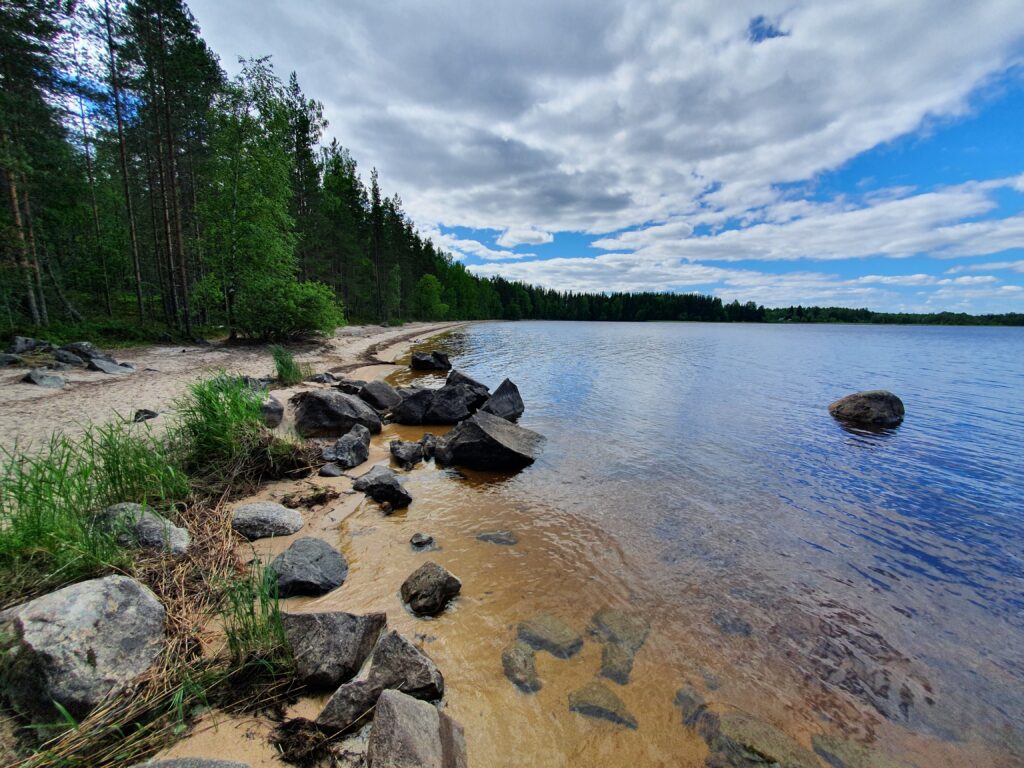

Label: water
[320,321,1024,767]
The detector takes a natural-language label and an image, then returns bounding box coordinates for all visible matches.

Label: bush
[270,345,309,386]
[233,279,344,340]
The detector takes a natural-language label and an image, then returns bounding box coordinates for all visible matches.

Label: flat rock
[319,462,344,477]
[828,390,905,428]
[401,562,462,616]
[476,530,518,546]
[231,501,304,540]
[589,608,650,685]
[261,395,284,428]
[0,353,25,366]
[811,734,916,768]
[282,611,386,689]
[359,379,402,411]
[0,575,165,721]
[390,439,424,469]
[270,537,348,597]
[291,389,382,438]
[353,465,412,509]
[366,689,467,768]
[98,502,190,555]
[54,349,86,366]
[88,357,134,375]
[697,711,820,768]
[316,631,444,732]
[568,682,637,729]
[435,411,542,470]
[23,368,64,388]
[517,613,583,658]
[480,378,525,421]
[323,423,372,469]
[502,639,541,693]
[410,350,451,371]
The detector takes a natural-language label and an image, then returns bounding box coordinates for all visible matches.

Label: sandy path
[0,322,465,447]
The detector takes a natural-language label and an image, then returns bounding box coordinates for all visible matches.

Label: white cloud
[496,226,554,247]
[425,228,532,261]
[947,259,1024,274]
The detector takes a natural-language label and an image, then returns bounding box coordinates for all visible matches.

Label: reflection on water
[316,322,1024,767]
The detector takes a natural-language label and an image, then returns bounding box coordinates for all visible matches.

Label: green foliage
[233,277,344,340]
[220,563,292,672]
[413,274,448,321]
[270,344,309,385]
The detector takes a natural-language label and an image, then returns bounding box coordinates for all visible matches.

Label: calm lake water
[330,321,1024,767]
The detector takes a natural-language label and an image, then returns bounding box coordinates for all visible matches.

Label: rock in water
[476,530,518,546]
[390,439,424,469]
[712,609,753,637]
[291,389,382,438]
[445,370,490,408]
[424,383,480,423]
[568,682,637,729]
[269,538,348,597]
[502,639,541,693]
[316,631,444,732]
[401,562,462,616]
[481,378,525,421]
[261,395,284,428]
[281,611,386,689]
[353,465,412,509]
[0,575,165,721]
[325,423,372,469]
[828,390,905,428]
[419,432,438,459]
[410,532,437,551]
[359,379,402,411]
[410,350,451,371]
[690,709,820,768]
[98,502,190,555]
[588,608,650,685]
[811,734,916,768]
[517,613,583,658]
[319,463,344,477]
[335,377,366,395]
[23,368,65,388]
[366,689,468,768]
[392,387,435,425]
[435,411,542,470]
[231,501,305,540]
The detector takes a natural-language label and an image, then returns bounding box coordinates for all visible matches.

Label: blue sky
[190,1,1024,312]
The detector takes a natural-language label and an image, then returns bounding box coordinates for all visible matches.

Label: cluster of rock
[8,338,136,388]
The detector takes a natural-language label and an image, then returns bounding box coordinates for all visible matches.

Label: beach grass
[271,345,310,386]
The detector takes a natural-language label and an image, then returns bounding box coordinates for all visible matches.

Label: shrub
[233,278,344,340]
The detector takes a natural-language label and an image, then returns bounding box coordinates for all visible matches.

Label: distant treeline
[3,2,1019,341]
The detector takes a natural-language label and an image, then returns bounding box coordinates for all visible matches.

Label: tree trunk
[3,167,42,326]
[43,248,84,323]
[21,186,49,325]
[78,85,112,316]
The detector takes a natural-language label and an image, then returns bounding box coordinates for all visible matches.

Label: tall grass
[270,345,309,386]
[220,563,292,673]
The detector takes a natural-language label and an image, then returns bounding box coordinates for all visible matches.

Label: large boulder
[410,351,451,371]
[231,501,304,540]
[366,689,468,768]
[400,562,461,616]
[390,439,424,469]
[261,395,284,429]
[291,389,382,438]
[353,466,412,509]
[0,352,25,367]
[0,575,165,721]
[359,379,402,412]
[54,349,86,367]
[445,370,489,408]
[392,388,435,425]
[61,341,113,362]
[9,336,43,354]
[23,368,64,388]
[269,538,348,597]
[568,681,637,729]
[481,378,525,422]
[435,411,542,470]
[281,611,386,689]
[98,502,190,555]
[424,383,479,424]
[316,631,444,732]
[323,423,372,469]
[828,390,905,428]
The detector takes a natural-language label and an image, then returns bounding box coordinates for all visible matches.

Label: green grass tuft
[270,345,310,386]
[220,563,292,674]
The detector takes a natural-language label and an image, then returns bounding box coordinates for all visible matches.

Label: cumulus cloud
[496,226,554,247]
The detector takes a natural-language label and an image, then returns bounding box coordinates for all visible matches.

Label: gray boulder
[481,378,525,421]
[335,377,367,395]
[502,639,541,693]
[0,575,165,721]
[54,349,86,366]
[281,610,386,689]
[828,389,905,428]
[588,608,650,685]
[291,389,382,438]
[435,411,542,470]
[323,423,371,469]
[9,336,41,354]
[261,395,284,428]
[390,439,424,469]
[392,387,435,425]
[0,353,25,366]
[424,383,478,424]
[61,341,113,362]
[98,502,190,555]
[23,368,64,388]
[231,501,304,540]
[359,379,402,411]
[410,350,451,371]
[319,463,344,477]
[366,689,467,768]
[568,682,637,729]
[445,370,489,407]
[88,357,134,375]
[353,465,412,509]
[269,537,348,597]
[316,631,444,732]
[400,562,461,616]
[517,613,583,659]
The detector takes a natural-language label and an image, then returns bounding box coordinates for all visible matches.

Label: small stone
[325,423,371,469]
[231,501,304,540]
[673,685,707,727]
[401,562,462,616]
[269,537,348,597]
[261,395,284,428]
[476,530,518,546]
[410,533,437,551]
[98,502,190,555]
[517,613,583,658]
[390,440,424,469]
[353,465,412,509]
[589,608,650,685]
[88,357,134,375]
[502,639,541,693]
[568,682,637,729]
[319,462,344,477]
[306,372,339,384]
[133,409,159,423]
[418,432,438,459]
[23,368,64,388]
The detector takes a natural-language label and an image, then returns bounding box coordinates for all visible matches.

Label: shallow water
[314,321,1024,767]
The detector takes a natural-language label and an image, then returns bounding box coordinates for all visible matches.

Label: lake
[326,321,1024,767]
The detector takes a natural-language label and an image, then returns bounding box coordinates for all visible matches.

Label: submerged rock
[401,562,462,616]
[712,609,753,637]
[261,395,284,428]
[435,411,542,470]
[23,368,65,388]
[694,709,820,768]
[811,734,916,768]
[269,537,348,597]
[231,501,304,540]
[502,639,541,693]
[0,575,165,721]
[568,682,637,729]
[390,439,424,469]
[323,423,372,469]
[828,390,905,428]
[366,689,467,768]
[410,532,437,551]
[98,502,190,555]
[481,378,525,421]
[359,379,402,411]
[517,613,583,658]
[589,608,650,685]
[353,465,412,509]
[291,389,382,438]
[476,530,518,546]
[410,350,451,371]
[282,610,386,689]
